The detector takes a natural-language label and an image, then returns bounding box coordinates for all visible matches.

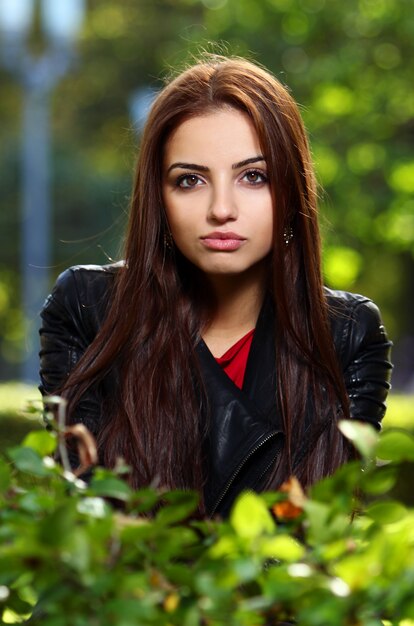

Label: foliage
[1,418,414,624]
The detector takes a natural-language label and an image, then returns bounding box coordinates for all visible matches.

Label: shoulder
[46,261,123,304]
[324,287,391,367]
[41,262,124,334]
[324,286,382,326]
[52,261,123,294]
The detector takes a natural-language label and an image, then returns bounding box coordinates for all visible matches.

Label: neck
[200,264,268,355]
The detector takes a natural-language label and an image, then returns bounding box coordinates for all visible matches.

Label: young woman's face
[162,108,274,279]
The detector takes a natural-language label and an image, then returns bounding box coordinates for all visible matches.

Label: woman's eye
[242,170,268,185]
[176,174,203,189]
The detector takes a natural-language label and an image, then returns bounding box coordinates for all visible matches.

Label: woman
[39,56,392,517]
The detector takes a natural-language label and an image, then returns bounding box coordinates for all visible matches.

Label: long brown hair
[62,56,352,505]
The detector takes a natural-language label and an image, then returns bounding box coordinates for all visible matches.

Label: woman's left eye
[242,170,268,185]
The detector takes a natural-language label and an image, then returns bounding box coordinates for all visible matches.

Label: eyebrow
[166,155,266,174]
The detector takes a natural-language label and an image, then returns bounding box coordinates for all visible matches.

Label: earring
[283,226,293,245]
[164,230,173,250]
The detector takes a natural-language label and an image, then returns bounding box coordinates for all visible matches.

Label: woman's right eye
[175,174,203,189]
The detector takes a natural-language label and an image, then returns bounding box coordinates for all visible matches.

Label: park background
[0,0,413,441]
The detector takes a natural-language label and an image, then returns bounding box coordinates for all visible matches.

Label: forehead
[163,108,262,165]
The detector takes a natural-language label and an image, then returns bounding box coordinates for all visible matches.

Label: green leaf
[367,500,407,524]
[230,492,275,538]
[0,458,11,491]
[233,557,261,583]
[304,500,330,528]
[362,466,397,495]
[7,446,51,477]
[310,460,362,503]
[2,605,33,623]
[22,430,57,456]
[259,535,305,562]
[209,535,239,559]
[65,528,91,573]
[376,430,414,462]
[338,420,378,458]
[38,503,77,546]
[155,490,199,525]
[77,497,109,518]
[104,598,159,622]
[130,487,159,514]
[332,554,373,591]
[18,491,55,514]
[90,476,132,501]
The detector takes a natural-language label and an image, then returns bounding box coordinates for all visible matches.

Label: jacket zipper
[210,431,281,517]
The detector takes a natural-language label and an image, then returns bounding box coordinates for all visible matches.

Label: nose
[207,183,238,223]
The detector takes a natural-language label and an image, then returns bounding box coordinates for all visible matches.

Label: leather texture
[39,263,393,516]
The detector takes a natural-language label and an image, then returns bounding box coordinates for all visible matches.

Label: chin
[203,264,254,277]
[201,260,242,271]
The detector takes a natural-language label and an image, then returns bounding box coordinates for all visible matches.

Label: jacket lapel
[243,295,281,424]
[196,296,284,516]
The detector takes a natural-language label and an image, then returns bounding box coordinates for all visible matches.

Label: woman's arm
[341,298,393,430]
[39,266,109,438]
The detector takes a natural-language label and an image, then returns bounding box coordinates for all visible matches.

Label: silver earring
[283,226,293,245]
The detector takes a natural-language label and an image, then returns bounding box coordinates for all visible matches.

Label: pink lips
[201,231,246,251]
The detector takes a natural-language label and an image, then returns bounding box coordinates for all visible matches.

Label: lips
[201,231,246,251]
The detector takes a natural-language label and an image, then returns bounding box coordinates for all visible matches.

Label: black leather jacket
[39,263,393,516]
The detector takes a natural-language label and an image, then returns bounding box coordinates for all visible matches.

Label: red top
[215,329,255,389]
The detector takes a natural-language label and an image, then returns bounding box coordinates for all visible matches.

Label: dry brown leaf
[272,476,307,520]
[279,476,307,507]
[272,500,303,520]
[64,423,98,475]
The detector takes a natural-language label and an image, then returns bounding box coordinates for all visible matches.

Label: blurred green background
[0,0,413,430]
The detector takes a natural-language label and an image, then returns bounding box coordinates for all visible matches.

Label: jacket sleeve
[39,268,103,439]
[341,298,393,430]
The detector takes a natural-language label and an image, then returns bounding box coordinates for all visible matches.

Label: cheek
[164,199,181,234]
[259,229,274,256]
[165,195,202,241]
[166,215,198,259]
[167,212,191,242]
[255,205,274,249]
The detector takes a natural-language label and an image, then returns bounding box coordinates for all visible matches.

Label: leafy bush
[1,415,414,625]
